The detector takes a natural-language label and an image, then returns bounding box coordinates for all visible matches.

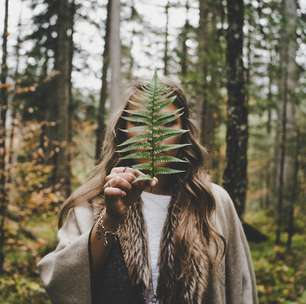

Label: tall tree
[67,0,76,188]
[286,128,300,250]
[163,1,170,76]
[223,0,248,217]
[198,0,214,152]
[126,0,136,79]
[24,0,59,184]
[109,0,122,118]
[275,0,298,245]
[95,0,111,161]
[7,4,23,199]
[0,0,9,273]
[179,0,190,78]
[197,0,225,174]
[53,0,74,197]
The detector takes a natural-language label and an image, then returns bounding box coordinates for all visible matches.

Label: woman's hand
[103,167,158,223]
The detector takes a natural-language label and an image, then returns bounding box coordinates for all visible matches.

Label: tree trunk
[95,0,111,162]
[127,0,136,80]
[180,1,189,78]
[198,0,223,172]
[223,0,248,217]
[264,52,274,209]
[163,1,170,76]
[109,0,121,119]
[54,0,73,198]
[286,128,300,250]
[275,0,298,245]
[7,5,22,200]
[67,0,76,194]
[0,0,9,273]
[199,0,213,153]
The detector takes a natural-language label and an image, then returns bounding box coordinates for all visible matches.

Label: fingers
[110,167,129,174]
[132,176,158,191]
[107,167,145,185]
[105,172,136,185]
[105,167,158,196]
[110,166,141,176]
[110,166,145,179]
[104,175,132,193]
[104,186,126,197]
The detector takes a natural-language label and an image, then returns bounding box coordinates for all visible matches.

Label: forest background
[0,0,305,303]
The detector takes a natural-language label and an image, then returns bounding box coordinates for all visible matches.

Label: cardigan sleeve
[36,207,95,304]
[220,187,259,304]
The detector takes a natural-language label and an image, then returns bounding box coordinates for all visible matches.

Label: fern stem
[151,73,158,178]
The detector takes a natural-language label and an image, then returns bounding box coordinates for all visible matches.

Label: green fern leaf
[115,70,190,183]
[116,133,151,146]
[130,162,152,170]
[153,155,189,163]
[154,167,186,175]
[120,151,152,160]
[121,115,152,126]
[118,126,148,134]
[116,142,151,153]
[154,128,189,143]
[154,107,184,124]
[154,143,192,154]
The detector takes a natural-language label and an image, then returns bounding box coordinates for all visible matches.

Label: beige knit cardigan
[37,182,259,304]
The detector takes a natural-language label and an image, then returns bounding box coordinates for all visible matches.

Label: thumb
[150,177,158,187]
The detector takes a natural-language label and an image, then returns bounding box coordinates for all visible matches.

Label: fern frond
[115,70,190,183]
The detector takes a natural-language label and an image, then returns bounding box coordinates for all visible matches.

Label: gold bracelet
[96,208,120,247]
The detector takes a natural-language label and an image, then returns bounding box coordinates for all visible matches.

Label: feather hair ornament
[116,70,191,183]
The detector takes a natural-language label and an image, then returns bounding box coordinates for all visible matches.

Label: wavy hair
[58,78,226,270]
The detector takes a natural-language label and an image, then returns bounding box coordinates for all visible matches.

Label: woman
[37,79,259,304]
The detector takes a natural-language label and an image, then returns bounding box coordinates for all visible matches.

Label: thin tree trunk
[40,47,54,168]
[36,3,59,188]
[95,0,111,162]
[282,0,298,242]
[286,128,299,250]
[275,77,287,244]
[7,5,22,194]
[0,0,9,273]
[264,51,274,209]
[275,0,298,245]
[67,0,76,194]
[180,1,189,78]
[163,1,170,76]
[199,0,210,149]
[127,0,136,80]
[54,0,72,198]
[267,52,273,135]
[198,0,222,165]
[109,0,121,118]
[223,0,248,217]
[245,7,252,113]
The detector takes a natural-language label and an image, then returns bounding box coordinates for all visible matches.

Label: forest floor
[245,209,306,304]
[0,208,305,304]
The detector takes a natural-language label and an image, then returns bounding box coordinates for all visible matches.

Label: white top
[141,190,172,299]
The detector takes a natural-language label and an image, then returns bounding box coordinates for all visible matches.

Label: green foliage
[0,211,58,303]
[251,239,306,304]
[116,70,191,182]
[247,210,306,304]
[0,274,51,304]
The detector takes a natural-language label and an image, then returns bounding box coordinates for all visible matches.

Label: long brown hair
[58,78,226,265]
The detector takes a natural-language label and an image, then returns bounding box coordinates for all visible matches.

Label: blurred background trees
[0,0,305,302]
